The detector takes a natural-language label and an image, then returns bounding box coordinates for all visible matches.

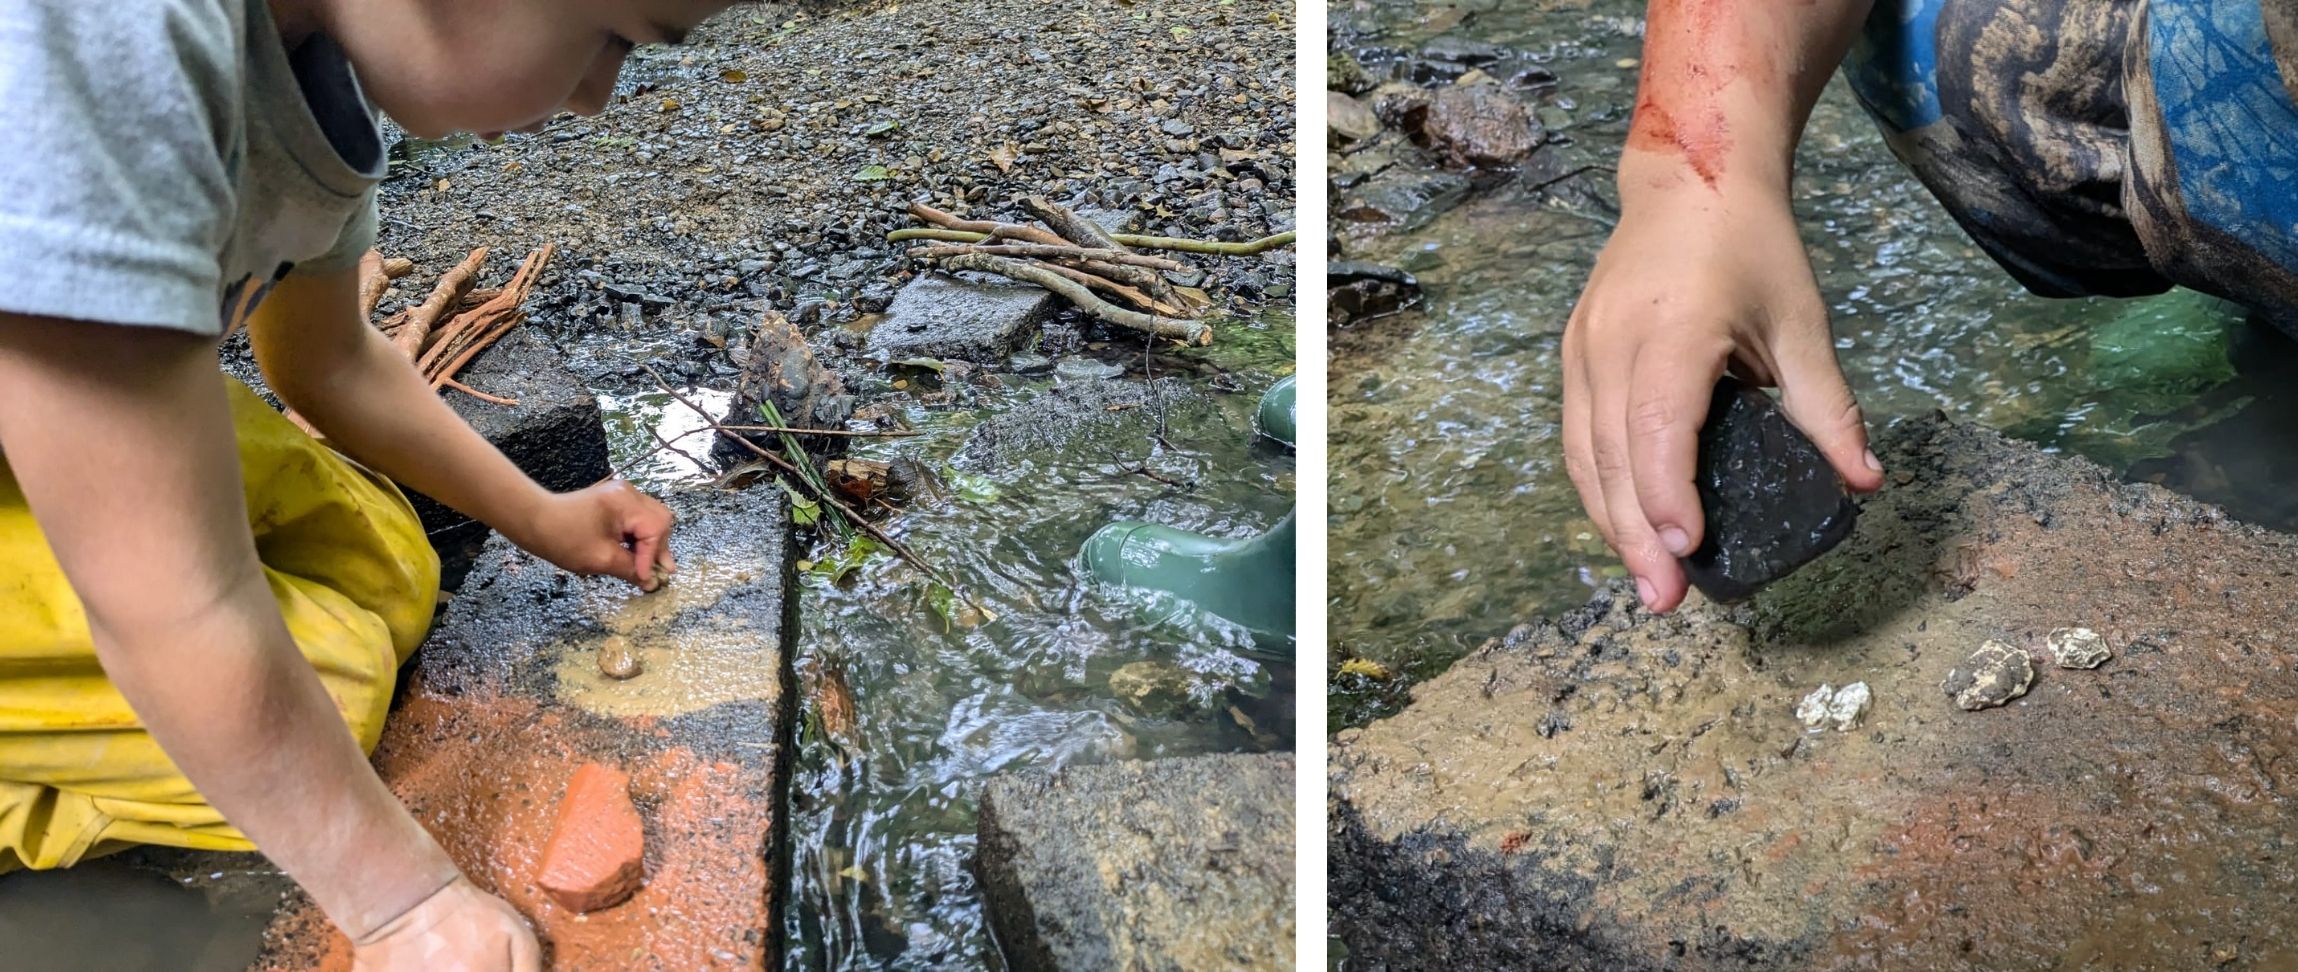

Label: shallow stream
[606,313,1299,969]
[1328,0,2298,726]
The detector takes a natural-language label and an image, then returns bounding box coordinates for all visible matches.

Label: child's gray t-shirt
[0,0,385,337]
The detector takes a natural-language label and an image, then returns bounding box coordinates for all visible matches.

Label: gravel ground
[368,0,1297,388]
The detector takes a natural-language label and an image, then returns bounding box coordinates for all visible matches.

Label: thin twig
[1110,230,1297,255]
[442,377,519,406]
[648,425,710,472]
[906,243,1189,272]
[905,203,1067,246]
[602,425,713,482]
[639,365,997,622]
[940,254,1210,345]
[719,424,921,438]
[887,227,1300,256]
[1526,164,1614,195]
[887,228,990,244]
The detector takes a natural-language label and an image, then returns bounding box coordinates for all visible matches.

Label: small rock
[536,764,645,913]
[1943,640,2036,711]
[1109,660,1202,720]
[1006,351,1056,375]
[2048,627,2112,669]
[598,637,643,680]
[1828,682,1872,730]
[1795,682,1872,731]
[1795,684,1835,730]
[1681,377,1860,602]
[1328,91,1381,145]
[1054,357,1125,382]
[1400,85,1539,168]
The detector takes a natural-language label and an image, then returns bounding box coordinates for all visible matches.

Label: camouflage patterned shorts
[1846,0,2298,326]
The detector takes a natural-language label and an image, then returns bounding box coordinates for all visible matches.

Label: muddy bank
[1331,414,2298,970]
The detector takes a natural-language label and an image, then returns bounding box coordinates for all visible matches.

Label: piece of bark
[535,763,645,913]
[392,246,489,361]
[1680,376,1860,601]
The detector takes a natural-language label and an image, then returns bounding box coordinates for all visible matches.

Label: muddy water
[1327,0,2298,726]
[605,313,1298,969]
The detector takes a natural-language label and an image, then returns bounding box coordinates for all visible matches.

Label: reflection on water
[1328,0,2298,726]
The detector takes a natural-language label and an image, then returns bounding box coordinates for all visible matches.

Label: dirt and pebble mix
[371,0,1296,395]
[1331,414,2298,970]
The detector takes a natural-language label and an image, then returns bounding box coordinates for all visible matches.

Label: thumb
[1772,330,1883,493]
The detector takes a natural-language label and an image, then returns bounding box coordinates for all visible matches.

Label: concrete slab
[255,486,796,971]
[977,752,1294,972]
[1331,415,2298,971]
[867,272,1060,363]
[403,327,611,587]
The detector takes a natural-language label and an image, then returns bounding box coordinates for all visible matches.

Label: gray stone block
[868,271,1060,362]
[977,752,1294,972]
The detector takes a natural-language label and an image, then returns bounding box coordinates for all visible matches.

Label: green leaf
[943,470,1002,505]
[1170,25,1193,38]
[864,120,900,137]
[852,164,892,182]
[781,481,821,526]
[806,534,887,584]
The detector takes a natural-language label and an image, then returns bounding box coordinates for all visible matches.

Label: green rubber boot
[1079,513,1295,638]
[1256,375,1296,448]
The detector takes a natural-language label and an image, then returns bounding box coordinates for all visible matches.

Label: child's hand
[351,875,540,972]
[512,481,679,591]
[1560,189,1883,613]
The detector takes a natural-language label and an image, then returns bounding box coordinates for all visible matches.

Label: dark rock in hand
[1681,377,1858,601]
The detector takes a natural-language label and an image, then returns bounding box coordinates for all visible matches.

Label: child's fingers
[1560,334,1616,550]
[1625,344,1728,558]
[1592,374,1688,613]
[631,531,666,592]
[1772,324,1883,493]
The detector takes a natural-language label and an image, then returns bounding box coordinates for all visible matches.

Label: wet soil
[1331,415,2298,971]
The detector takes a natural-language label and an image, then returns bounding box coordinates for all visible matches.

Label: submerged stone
[1681,377,1859,602]
[977,753,1294,971]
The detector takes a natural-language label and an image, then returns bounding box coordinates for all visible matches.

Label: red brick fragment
[537,763,645,913]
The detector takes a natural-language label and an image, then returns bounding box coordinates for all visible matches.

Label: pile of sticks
[357,243,557,404]
[890,196,1296,347]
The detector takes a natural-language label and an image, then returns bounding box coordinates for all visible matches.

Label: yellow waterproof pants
[0,378,438,872]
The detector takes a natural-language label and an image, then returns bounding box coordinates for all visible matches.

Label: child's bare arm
[1560,0,1884,612]
[0,312,465,937]
[248,266,676,588]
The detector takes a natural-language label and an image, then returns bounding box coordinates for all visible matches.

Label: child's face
[327,0,737,139]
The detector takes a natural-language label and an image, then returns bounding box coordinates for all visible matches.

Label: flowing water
[604,315,1299,970]
[1327,0,2298,727]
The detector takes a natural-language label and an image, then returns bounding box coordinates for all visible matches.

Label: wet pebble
[599,638,644,680]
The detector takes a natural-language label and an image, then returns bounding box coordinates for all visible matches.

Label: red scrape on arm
[1626,0,1758,189]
